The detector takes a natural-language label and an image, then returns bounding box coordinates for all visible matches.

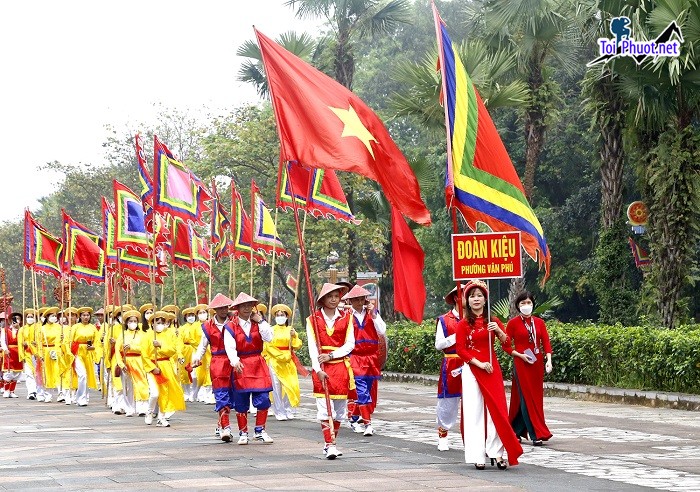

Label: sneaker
[57,394,65,403]
[77,402,87,407]
[352,422,365,434]
[254,430,273,443]
[275,414,288,421]
[220,427,232,442]
[363,424,374,437]
[156,418,170,427]
[237,432,249,445]
[44,395,52,403]
[10,393,19,399]
[2,390,9,398]
[145,414,154,425]
[65,398,72,405]
[324,444,339,460]
[28,393,37,401]
[125,411,135,417]
[437,437,449,451]
[113,408,125,415]
[286,412,295,420]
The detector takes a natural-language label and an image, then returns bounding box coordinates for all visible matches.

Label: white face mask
[186,315,195,323]
[154,323,165,333]
[275,316,288,326]
[519,304,533,316]
[48,315,58,324]
[144,312,153,320]
[127,321,138,330]
[26,317,35,324]
[198,312,208,321]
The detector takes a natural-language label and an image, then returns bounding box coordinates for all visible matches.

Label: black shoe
[474,463,485,470]
[28,393,37,400]
[533,439,543,446]
[496,459,508,470]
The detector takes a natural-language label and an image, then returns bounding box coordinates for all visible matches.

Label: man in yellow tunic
[70,307,100,406]
[59,307,78,404]
[142,311,186,426]
[178,307,198,402]
[265,304,303,420]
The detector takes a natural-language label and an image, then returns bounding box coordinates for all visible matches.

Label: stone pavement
[2,376,700,491]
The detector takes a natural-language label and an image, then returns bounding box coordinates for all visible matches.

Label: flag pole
[208,243,213,302]
[249,182,255,295]
[285,160,335,443]
[267,207,279,314]
[289,211,307,328]
[487,279,492,366]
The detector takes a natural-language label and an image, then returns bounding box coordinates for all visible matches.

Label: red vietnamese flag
[391,206,426,323]
[255,28,431,226]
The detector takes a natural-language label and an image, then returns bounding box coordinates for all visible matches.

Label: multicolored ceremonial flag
[628,238,651,268]
[119,247,167,284]
[23,210,64,279]
[101,197,118,269]
[113,180,150,254]
[191,229,211,273]
[135,133,155,232]
[285,272,298,291]
[153,135,211,227]
[432,3,551,281]
[170,217,193,269]
[210,179,231,258]
[61,210,105,285]
[276,161,360,224]
[255,28,430,226]
[251,179,288,257]
[221,180,266,265]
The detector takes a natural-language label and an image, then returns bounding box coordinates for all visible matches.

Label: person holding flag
[39,307,62,403]
[306,283,354,460]
[69,307,100,406]
[1,313,24,398]
[454,280,522,469]
[18,309,39,400]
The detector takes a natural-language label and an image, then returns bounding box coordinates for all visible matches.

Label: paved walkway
[2,377,700,491]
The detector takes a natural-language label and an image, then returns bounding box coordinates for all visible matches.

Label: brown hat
[181,307,196,317]
[208,293,235,309]
[139,303,155,314]
[122,309,141,321]
[316,283,349,305]
[194,303,209,313]
[231,292,258,307]
[77,307,93,315]
[153,310,175,321]
[256,303,267,315]
[342,284,371,300]
[161,304,180,316]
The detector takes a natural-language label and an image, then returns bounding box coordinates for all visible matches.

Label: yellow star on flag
[329,104,378,158]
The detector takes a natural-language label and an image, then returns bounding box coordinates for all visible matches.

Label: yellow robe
[116,328,149,401]
[103,323,123,392]
[60,324,77,390]
[178,321,200,385]
[71,322,100,389]
[17,323,36,369]
[39,323,63,389]
[190,323,212,387]
[141,329,186,413]
[264,324,303,407]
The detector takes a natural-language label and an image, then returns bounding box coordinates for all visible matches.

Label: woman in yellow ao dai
[116,310,150,417]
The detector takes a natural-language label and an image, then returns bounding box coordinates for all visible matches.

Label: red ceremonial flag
[23,210,64,279]
[391,206,425,323]
[61,210,105,285]
[255,28,431,226]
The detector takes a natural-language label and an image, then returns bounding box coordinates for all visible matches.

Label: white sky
[0,0,323,223]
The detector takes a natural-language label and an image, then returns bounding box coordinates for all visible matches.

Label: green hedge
[384,320,700,394]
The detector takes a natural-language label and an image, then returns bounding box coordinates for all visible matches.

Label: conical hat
[77,307,93,315]
[208,293,235,309]
[342,284,371,300]
[256,303,267,315]
[194,303,209,313]
[139,303,155,314]
[316,283,349,305]
[181,307,196,317]
[231,292,258,307]
[122,309,140,321]
[444,284,467,305]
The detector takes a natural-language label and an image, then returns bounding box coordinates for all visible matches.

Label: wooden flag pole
[289,212,307,328]
[267,207,279,315]
[207,243,213,303]
[285,161,335,443]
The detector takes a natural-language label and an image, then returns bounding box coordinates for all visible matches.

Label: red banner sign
[452,232,523,280]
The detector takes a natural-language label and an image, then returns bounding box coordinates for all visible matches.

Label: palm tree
[608,0,700,328]
[236,31,317,98]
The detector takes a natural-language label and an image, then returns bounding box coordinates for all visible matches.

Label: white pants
[436,396,461,430]
[23,362,37,395]
[3,371,21,383]
[461,364,504,465]
[316,398,348,422]
[270,367,293,417]
[74,357,89,406]
[146,373,160,417]
[121,373,136,415]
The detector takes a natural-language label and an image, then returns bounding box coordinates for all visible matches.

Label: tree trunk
[598,74,625,229]
[522,57,546,199]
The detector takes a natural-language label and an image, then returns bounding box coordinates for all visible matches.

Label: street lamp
[326,251,340,283]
